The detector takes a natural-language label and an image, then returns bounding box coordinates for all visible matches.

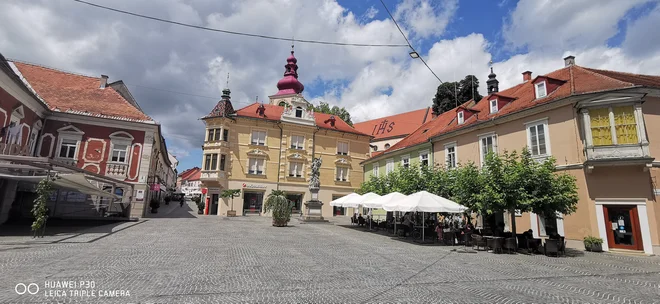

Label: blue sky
[2,0,660,172]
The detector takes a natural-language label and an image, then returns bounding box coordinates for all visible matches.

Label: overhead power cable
[71,0,409,48]
[379,0,464,109]
[379,0,443,83]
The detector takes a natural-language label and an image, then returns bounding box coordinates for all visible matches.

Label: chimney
[100,75,108,89]
[564,55,575,67]
[522,71,532,82]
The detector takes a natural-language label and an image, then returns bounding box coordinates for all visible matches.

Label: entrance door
[604,205,643,251]
[286,194,302,214]
[210,194,219,215]
[243,192,263,215]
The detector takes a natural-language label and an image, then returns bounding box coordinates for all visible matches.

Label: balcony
[203,140,230,150]
[106,163,128,179]
[200,170,227,181]
[584,144,653,172]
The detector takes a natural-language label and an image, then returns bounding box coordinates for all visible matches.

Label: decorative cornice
[247,149,268,156]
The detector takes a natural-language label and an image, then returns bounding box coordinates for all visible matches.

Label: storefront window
[243,192,263,215]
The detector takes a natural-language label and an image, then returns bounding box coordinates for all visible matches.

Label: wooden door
[603,205,643,251]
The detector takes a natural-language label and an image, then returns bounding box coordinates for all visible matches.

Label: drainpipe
[276,122,283,190]
[311,127,320,158]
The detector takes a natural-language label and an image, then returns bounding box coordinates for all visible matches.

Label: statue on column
[309,157,322,189]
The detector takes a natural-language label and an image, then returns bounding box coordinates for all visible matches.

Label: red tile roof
[179,167,200,180]
[187,170,201,181]
[11,61,152,122]
[364,64,660,163]
[234,103,370,136]
[353,107,432,140]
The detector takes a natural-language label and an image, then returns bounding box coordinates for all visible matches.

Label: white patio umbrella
[343,192,381,230]
[382,191,467,242]
[342,192,380,209]
[329,193,361,207]
[363,192,407,234]
[382,191,466,213]
[362,192,406,209]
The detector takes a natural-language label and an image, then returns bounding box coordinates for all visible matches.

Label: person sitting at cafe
[358,214,366,227]
[402,212,414,236]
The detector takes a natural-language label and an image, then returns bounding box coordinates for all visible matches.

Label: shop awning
[0,155,132,197]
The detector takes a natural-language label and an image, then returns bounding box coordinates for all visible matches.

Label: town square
[2,0,660,303]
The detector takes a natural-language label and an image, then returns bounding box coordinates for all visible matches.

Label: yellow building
[200,49,371,218]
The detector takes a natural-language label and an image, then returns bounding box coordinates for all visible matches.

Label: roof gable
[353,107,431,140]
[11,61,153,123]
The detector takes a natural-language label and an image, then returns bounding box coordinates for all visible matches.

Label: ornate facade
[200,49,372,218]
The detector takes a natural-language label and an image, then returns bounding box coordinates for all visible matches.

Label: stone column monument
[301,157,328,222]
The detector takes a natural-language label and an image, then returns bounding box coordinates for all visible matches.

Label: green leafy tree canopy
[432,75,484,115]
[313,102,353,126]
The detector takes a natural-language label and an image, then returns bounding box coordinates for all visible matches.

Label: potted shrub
[164,196,171,205]
[192,196,204,214]
[584,236,603,252]
[149,198,160,213]
[263,190,293,227]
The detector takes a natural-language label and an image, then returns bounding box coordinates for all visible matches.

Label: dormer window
[490,99,498,114]
[295,106,303,118]
[535,82,547,98]
[457,111,464,124]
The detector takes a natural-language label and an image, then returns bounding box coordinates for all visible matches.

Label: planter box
[227,210,237,217]
[584,242,603,252]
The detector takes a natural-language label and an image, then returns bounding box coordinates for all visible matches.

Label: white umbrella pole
[369,208,372,230]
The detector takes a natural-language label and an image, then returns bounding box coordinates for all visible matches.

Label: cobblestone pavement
[2,202,660,304]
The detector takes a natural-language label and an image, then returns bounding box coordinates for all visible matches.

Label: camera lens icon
[15,283,39,295]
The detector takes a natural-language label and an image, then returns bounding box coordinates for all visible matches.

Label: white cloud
[623,2,660,58]
[503,0,653,51]
[394,0,458,39]
[362,6,379,20]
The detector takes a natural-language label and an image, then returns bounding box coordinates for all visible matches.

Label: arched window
[278,101,287,107]
[295,107,303,118]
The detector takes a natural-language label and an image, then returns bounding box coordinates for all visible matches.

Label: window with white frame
[401,155,410,168]
[220,154,226,171]
[479,134,497,166]
[111,144,129,163]
[336,166,348,181]
[204,153,218,170]
[251,130,266,146]
[386,159,394,174]
[248,158,265,175]
[527,120,549,157]
[372,163,379,176]
[538,215,558,237]
[535,81,547,98]
[58,139,78,159]
[289,161,303,177]
[445,144,457,168]
[490,99,498,114]
[457,111,464,124]
[290,135,304,150]
[337,141,348,155]
[419,151,429,167]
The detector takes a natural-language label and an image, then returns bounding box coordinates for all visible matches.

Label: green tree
[450,161,487,213]
[432,75,484,115]
[313,102,353,126]
[221,189,241,212]
[32,176,54,238]
[263,190,293,227]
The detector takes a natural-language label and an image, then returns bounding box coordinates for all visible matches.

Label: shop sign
[242,183,267,189]
[135,190,145,201]
[150,184,161,191]
[201,188,208,194]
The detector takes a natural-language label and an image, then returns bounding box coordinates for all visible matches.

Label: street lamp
[409,51,420,59]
